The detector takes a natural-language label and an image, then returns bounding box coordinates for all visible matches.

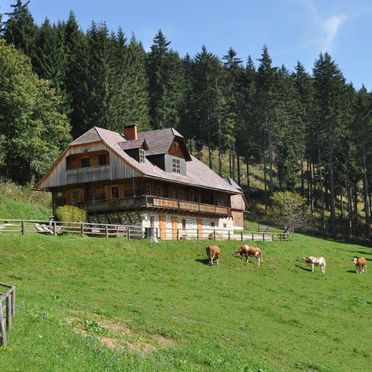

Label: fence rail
[0,283,15,347]
[0,219,291,241]
[0,219,143,239]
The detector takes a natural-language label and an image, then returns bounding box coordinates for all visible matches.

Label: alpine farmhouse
[36,125,246,239]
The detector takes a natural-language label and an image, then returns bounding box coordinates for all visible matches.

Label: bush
[56,205,87,222]
[272,191,311,232]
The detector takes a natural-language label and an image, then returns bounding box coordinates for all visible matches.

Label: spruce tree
[313,53,348,235]
[146,30,183,129]
[3,0,37,58]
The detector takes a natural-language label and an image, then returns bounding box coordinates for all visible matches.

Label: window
[172,158,180,173]
[182,219,186,230]
[139,149,145,163]
[81,158,90,168]
[223,223,227,228]
[111,186,119,199]
[98,154,107,166]
[94,186,105,200]
[72,191,80,203]
[210,222,215,227]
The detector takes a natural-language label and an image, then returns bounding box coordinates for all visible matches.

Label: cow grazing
[206,245,221,265]
[235,245,263,266]
[302,256,326,273]
[353,257,367,273]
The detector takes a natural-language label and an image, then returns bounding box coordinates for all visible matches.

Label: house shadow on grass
[195,258,210,266]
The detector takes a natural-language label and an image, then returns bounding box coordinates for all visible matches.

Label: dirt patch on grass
[66,312,175,353]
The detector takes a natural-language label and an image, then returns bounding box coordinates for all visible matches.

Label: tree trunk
[229,153,232,178]
[353,180,359,234]
[232,151,236,180]
[218,146,222,176]
[263,156,268,212]
[362,152,370,239]
[301,161,304,195]
[268,131,274,196]
[208,145,213,170]
[347,175,353,238]
[246,157,250,190]
[237,154,241,185]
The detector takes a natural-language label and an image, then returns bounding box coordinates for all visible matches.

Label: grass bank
[0,233,371,371]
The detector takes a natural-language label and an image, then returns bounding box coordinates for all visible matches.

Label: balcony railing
[75,195,230,216]
[66,165,110,184]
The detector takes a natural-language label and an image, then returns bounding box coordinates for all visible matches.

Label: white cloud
[322,15,346,52]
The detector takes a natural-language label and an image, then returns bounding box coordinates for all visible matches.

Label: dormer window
[139,149,145,163]
[172,158,180,173]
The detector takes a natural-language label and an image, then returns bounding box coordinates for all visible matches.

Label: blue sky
[1,0,371,89]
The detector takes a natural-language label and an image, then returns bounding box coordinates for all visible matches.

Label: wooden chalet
[36,125,247,238]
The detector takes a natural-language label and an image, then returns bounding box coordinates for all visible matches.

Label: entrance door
[197,218,203,240]
[172,216,178,240]
[159,214,167,240]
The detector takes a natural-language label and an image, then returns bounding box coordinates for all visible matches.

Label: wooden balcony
[66,165,110,184]
[76,195,230,216]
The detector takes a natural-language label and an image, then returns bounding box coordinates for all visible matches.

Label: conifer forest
[0,1,371,239]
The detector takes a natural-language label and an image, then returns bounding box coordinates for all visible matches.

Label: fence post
[228,231,231,240]
[177,229,180,240]
[11,289,15,316]
[263,233,265,242]
[213,229,216,240]
[252,233,254,241]
[105,225,109,238]
[81,223,84,236]
[127,227,130,239]
[53,221,57,236]
[240,231,243,241]
[6,296,12,329]
[0,302,6,347]
[21,221,25,235]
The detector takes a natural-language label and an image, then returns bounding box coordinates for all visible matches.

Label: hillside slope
[0,182,51,220]
[0,234,371,371]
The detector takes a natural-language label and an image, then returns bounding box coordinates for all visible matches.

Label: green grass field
[0,233,371,371]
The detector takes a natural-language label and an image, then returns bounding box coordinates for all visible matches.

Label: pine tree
[190,46,224,169]
[110,32,150,131]
[3,0,37,58]
[353,86,372,238]
[33,19,67,96]
[85,21,113,130]
[275,65,305,191]
[146,30,183,129]
[255,46,277,204]
[313,53,348,235]
[63,12,90,138]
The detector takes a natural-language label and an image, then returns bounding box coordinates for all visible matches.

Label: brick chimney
[123,124,138,140]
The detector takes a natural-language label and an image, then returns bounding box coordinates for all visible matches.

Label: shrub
[272,191,311,232]
[56,205,87,222]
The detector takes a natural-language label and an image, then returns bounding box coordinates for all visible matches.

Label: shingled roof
[92,127,239,193]
[38,126,241,194]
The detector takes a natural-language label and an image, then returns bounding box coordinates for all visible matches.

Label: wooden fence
[0,219,143,238]
[152,227,291,241]
[0,219,291,241]
[0,283,15,347]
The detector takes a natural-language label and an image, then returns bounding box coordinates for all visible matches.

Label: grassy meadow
[0,232,371,371]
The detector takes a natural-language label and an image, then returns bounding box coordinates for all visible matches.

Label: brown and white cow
[353,257,367,273]
[302,256,326,273]
[206,245,221,265]
[235,245,263,266]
